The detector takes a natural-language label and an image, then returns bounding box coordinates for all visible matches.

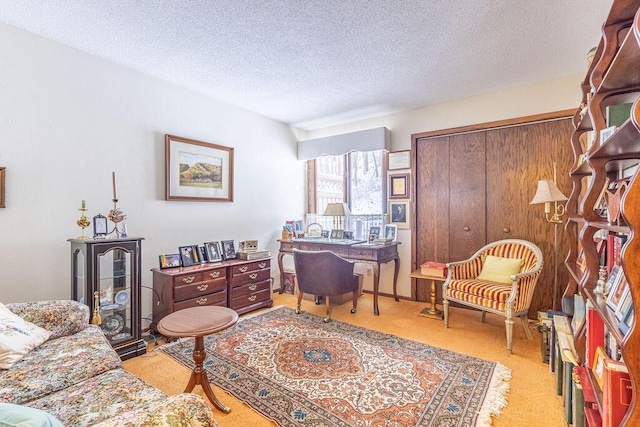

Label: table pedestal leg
[418,279,443,320]
[186,336,231,413]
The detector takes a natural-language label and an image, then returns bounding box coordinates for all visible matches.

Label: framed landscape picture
[165,134,234,202]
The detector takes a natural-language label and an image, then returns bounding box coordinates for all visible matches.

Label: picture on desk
[383,224,398,242]
[330,229,344,239]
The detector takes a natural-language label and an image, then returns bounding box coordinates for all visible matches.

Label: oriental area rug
[161,306,511,427]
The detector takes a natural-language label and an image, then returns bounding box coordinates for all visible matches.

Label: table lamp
[323,202,350,230]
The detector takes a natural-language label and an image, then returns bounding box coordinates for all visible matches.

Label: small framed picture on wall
[388,173,410,199]
[389,201,410,229]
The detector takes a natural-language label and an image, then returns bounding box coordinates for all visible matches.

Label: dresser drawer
[231,259,271,276]
[230,284,271,309]
[230,268,271,287]
[172,272,204,286]
[231,279,271,298]
[174,289,227,311]
[174,277,226,302]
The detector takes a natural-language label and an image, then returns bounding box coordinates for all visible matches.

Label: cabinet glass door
[97,248,133,343]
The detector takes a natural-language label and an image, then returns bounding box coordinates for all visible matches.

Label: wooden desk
[277,238,400,316]
[409,270,445,320]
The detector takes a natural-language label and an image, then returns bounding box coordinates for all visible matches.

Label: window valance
[297,127,390,160]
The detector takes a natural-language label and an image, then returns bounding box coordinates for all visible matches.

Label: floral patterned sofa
[0,300,217,426]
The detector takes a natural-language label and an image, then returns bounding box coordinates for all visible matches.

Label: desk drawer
[280,242,298,252]
[349,248,375,260]
[174,277,226,302]
[174,289,227,311]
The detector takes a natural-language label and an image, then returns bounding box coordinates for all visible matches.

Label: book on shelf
[419,261,447,277]
[572,367,586,427]
[606,233,626,275]
[606,103,633,127]
[584,407,602,427]
[602,357,632,427]
[586,301,605,369]
[554,315,579,365]
[237,250,271,260]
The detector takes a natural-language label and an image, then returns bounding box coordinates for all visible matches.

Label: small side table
[157,306,239,413]
[409,270,445,320]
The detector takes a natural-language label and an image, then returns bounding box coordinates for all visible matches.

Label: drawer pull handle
[209,271,220,278]
[197,284,209,291]
[239,266,248,273]
[258,262,266,268]
[248,295,257,302]
[249,273,258,280]
[249,284,257,291]
[182,276,195,284]
[196,298,208,305]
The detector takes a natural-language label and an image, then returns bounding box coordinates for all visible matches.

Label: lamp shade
[323,203,351,216]
[530,180,568,204]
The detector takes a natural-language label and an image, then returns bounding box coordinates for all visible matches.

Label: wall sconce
[323,202,351,229]
[530,165,568,312]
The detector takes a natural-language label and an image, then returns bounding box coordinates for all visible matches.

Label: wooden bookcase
[565,2,640,425]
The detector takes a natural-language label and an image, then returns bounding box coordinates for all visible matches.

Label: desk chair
[293,249,359,322]
[442,239,543,353]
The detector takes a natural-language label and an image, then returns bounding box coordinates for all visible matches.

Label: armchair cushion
[446,279,512,311]
[0,304,51,369]
[476,255,523,284]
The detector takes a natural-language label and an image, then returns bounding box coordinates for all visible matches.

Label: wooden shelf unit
[565,2,640,425]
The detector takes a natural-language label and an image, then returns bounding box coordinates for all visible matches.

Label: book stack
[420,261,447,278]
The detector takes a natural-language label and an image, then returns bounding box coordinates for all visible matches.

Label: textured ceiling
[0,1,611,130]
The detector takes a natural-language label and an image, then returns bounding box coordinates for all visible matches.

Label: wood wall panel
[414,136,450,301]
[448,133,486,261]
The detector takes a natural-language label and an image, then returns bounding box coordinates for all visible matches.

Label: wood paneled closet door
[413,117,573,317]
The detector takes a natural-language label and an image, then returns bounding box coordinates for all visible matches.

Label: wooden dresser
[151,258,272,328]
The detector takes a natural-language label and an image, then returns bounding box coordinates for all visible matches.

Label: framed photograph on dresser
[221,240,237,260]
[205,242,222,262]
[178,245,200,267]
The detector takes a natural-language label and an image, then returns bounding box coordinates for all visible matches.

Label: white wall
[302,76,584,299]
[0,23,305,326]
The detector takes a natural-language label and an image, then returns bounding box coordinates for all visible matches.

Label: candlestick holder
[76,200,91,239]
[108,198,126,238]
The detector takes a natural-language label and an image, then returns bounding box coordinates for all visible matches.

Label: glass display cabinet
[69,236,145,360]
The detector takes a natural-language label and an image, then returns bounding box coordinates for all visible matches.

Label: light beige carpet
[124,292,565,426]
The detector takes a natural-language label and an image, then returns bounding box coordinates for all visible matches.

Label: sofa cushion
[27,369,169,426]
[0,304,51,369]
[7,301,89,340]
[476,255,522,284]
[0,326,121,404]
[0,403,63,427]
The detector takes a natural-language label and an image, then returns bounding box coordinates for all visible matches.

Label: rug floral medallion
[162,306,510,427]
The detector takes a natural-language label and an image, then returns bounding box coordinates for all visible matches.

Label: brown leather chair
[293,249,359,322]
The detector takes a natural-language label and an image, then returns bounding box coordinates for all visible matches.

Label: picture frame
[343,230,353,239]
[369,226,381,242]
[165,134,234,202]
[204,242,222,262]
[0,166,5,208]
[619,303,635,336]
[293,220,305,238]
[321,230,330,238]
[615,282,632,321]
[606,266,626,312]
[389,201,410,229]
[383,224,398,242]
[221,240,237,260]
[329,229,344,239]
[592,346,607,391]
[178,245,201,267]
[388,172,410,199]
[198,245,208,262]
[600,125,616,144]
[93,214,109,237]
[159,253,181,269]
[388,150,410,170]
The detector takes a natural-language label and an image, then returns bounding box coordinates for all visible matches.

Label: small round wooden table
[157,306,239,413]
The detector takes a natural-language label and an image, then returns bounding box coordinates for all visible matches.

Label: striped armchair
[442,239,543,353]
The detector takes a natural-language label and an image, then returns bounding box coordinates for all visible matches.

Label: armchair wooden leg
[295,292,304,314]
[351,292,357,314]
[481,311,487,323]
[324,297,331,323]
[520,315,533,340]
[505,317,514,354]
[443,299,449,328]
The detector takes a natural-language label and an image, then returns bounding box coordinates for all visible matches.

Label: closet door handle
[463,226,470,232]
[503,228,510,233]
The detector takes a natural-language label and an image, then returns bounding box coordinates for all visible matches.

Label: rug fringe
[475,362,511,427]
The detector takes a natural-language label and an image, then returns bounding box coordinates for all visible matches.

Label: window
[310,150,386,215]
